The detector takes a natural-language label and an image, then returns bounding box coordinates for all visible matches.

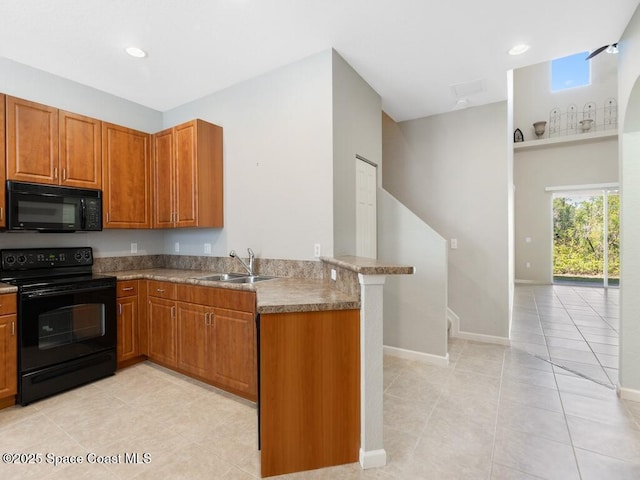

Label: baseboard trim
[359,448,387,469]
[383,345,449,367]
[450,330,511,346]
[618,386,640,402]
[447,307,510,346]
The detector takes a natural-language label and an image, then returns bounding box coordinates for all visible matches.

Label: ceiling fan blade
[585,45,610,60]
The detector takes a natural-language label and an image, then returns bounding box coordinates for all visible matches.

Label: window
[551,51,590,91]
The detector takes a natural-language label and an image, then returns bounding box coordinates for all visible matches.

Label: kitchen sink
[223,275,275,284]
[193,273,274,283]
[194,273,248,282]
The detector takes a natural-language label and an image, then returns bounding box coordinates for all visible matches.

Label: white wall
[514,139,619,283]
[382,103,510,339]
[514,53,618,141]
[0,56,165,257]
[513,55,619,283]
[618,4,640,395]
[331,51,382,257]
[0,57,162,133]
[378,189,447,358]
[162,50,334,261]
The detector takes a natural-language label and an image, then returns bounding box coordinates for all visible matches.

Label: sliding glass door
[552,189,619,287]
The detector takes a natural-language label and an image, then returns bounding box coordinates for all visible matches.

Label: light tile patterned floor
[1,284,639,479]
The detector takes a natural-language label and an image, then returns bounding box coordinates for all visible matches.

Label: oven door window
[39,304,105,350]
[19,285,116,373]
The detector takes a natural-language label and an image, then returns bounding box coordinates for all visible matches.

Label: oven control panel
[0,247,93,271]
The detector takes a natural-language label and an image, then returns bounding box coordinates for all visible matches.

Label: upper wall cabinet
[152,119,223,228]
[0,94,5,228]
[5,96,102,189]
[102,122,151,229]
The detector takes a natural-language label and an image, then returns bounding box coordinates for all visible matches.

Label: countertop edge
[321,256,415,275]
[105,269,361,314]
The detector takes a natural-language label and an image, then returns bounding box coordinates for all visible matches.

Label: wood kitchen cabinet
[260,309,360,477]
[116,280,144,368]
[152,119,223,228]
[6,96,101,189]
[6,96,58,185]
[1,94,5,228]
[146,281,178,368]
[0,293,17,408]
[176,284,257,400]
[102,122,151,228]
[58,110,102,189]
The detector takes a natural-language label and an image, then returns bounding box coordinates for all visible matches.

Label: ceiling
[1,0,638,122]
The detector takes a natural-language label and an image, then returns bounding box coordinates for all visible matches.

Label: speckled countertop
[103,268,361,314]
[0,256,414,313]
[0,284,17,295]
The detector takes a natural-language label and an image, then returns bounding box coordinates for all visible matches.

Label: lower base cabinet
[116,280,144,368]
[0,294,17,407]
[142,281,257,401]
[259,309,360,478]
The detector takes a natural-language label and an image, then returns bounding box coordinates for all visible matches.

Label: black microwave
[5,181,102,232]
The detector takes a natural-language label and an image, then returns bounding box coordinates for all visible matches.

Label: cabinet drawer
[117,280,138,297]
[147,280,177,299]
[177,285,256,312]
[0,294,17,315]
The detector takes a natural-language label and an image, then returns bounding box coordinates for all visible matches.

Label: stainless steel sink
[193,273,274,283]
[223,275,274,284]
[194,273,248,282]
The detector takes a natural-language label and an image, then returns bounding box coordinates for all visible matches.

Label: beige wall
[163,51,335,260]
[514,139,619,283]
[332,50,382,257]
[383,102,510,339]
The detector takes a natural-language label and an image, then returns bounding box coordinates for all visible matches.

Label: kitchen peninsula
[0,254,413,477]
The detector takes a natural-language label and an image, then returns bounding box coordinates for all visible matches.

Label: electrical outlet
[204,243,212,254]
[130,243,138,254]
[450,238,458,249]
[174,242,180,253]
[526,262,531,268]
[314,244,321,257]
[525,237,532,243]
[331,269,337,281]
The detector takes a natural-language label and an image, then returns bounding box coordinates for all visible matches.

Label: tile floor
[1,284,639,479]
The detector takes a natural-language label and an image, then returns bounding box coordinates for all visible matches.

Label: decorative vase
[579,119,594,132]
[533,121,547,139]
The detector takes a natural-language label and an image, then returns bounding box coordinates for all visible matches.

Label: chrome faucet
[229,248,255,276]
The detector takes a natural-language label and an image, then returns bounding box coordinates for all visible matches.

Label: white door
[356,157,377,258]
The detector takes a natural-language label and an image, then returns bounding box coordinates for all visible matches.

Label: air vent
[450,79,486,98]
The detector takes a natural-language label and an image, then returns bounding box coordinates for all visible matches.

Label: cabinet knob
[12,321,15,336]
[118,303,122,315]
[53,167,58,180]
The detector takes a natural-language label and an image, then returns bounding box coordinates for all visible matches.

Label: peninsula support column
[358,273,387,469]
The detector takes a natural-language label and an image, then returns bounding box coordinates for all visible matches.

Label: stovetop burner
[0,247,108,286]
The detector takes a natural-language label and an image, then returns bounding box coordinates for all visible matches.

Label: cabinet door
[0,315,17,399]
[147,297,177,367]
[174,121,198,227]
[6,96,59,184]
[117,295,139,363]
[176,302,210,378]
[152,128,175,227]
[1,94,5,228]
[210,307,256,398]
[102,122,151,228]
[0,293,17,399]
[59,110,102,189]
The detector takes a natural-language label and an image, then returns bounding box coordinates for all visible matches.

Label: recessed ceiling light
[125,46,147,58]
[508,44,530,56]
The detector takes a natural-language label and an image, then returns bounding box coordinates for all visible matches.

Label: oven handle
[21,283,114,299]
